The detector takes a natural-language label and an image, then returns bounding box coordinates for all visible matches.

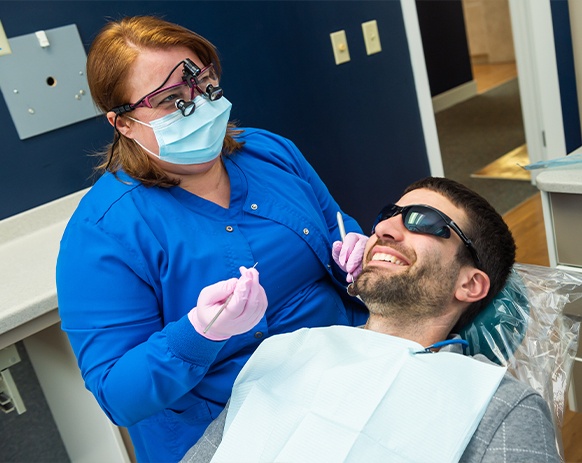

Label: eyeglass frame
[110,59,221,116]
[371,203,482,269]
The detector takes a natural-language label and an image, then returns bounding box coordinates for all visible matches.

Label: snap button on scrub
[251,204,258,210]
[254,332,263,339]
[303,228,309,235]
[225,225,234,232]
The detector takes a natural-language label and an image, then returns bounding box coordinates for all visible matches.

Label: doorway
[430,0,538,216]
[463,0,531,181]
[463,0,517,93]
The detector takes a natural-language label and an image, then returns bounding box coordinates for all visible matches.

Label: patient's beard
[354,254,460,322]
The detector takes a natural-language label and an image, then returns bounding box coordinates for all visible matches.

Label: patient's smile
[370,253,407,266]
[366,244,411,270]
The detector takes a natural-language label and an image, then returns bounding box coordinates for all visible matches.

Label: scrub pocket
[138,400,215,462]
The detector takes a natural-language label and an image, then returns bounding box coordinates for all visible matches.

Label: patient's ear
[455,269,490,303]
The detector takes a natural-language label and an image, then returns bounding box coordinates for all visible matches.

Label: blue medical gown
[56,128,367,462]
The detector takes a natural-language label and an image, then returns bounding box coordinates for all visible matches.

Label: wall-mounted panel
[0,24,100,140]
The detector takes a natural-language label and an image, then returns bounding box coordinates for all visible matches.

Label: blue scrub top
[56,128,367,462]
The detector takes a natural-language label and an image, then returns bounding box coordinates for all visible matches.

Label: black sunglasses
[371,203,482,269]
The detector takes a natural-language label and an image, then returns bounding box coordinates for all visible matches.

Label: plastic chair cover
[459,263,582,458]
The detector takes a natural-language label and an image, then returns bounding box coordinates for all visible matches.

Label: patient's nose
[374,214,405,242]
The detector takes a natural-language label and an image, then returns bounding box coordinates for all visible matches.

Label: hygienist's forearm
[88,317,226,426]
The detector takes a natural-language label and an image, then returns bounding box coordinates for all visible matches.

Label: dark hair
[86,15,243,186]
[403,177,516,330]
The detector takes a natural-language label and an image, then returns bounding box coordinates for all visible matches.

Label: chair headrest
[459,268,529,364]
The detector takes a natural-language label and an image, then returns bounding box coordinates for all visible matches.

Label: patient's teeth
[371,253,406,266]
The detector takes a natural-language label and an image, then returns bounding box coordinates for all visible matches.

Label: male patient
[182,177,560,463]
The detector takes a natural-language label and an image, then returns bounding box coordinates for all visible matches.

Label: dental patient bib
[212,326,506,463]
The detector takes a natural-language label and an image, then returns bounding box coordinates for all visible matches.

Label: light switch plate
[330,30,350,65]
[0,20,11,57]
[362,20,382,55]
[0,24,101,140]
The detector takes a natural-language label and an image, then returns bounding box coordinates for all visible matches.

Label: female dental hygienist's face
[109,47,222,177]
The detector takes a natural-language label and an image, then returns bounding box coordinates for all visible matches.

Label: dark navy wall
[0,0,430,230]
[551,0,582,154]
[416,0,473,97]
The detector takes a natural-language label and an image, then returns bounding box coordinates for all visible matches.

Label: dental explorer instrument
[338,212,363,300]
[336,211,346,241]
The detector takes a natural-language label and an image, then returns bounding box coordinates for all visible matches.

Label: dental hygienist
[56,15,368,463]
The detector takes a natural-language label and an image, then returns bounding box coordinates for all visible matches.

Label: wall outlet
[0,20,12,57]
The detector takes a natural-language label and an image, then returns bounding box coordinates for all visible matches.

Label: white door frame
[508,0,567,167]
[508,0,567,266]
[400,0,444,178]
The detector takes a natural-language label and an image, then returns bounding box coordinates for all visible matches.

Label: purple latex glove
[332,232,368,283]
[189,266,268,341]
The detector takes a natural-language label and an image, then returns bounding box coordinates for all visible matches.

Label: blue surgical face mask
[129,96,232,165]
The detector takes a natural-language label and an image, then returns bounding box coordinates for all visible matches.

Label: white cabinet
[0,190,132,462]
[537,166,582,411]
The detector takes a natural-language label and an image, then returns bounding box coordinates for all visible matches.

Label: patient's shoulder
[491,372,537,404]
[461,372,559,462]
